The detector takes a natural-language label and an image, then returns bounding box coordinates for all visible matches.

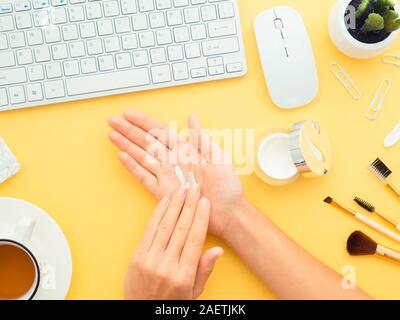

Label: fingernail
[160,197,169,208]
[177,186,187,197]
[199,197,209,209]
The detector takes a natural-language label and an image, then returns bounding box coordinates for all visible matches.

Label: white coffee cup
[0,216,40,300]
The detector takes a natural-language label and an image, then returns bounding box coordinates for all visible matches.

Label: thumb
[193,247,224,298]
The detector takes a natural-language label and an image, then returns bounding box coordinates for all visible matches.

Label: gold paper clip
[382,54,400,67]
[329,62,362,100]
[366,79,391,120]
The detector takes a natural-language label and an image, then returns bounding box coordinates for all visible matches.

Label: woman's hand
[188,113,245,237]
[125,186,223,300]
[108,109,195,200]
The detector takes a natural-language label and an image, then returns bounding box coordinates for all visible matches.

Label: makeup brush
[347,231,400,262]
[369,158,400,200]
[324,196,400,242]
[354,197,400,230]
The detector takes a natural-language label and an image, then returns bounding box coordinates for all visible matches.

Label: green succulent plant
[362,12,385,31]
[355,0,400,33]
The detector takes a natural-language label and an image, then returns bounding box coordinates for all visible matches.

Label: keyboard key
[69,41,85,57]
[149,12,165,28]
[51,0,67,7]
[0,88,8,107]
[0,34,8,49]
[172,62,188,80]
[68,5,85,22]
[173,26,190,42]
[201,5,217,21]
[138,0,154,12]
[0,3,13,14]
[0,67,27,86]
[0,51,16,68]
[190,24,206,40]
[115,17,131,33]
[44,79,65,98]
[81,57,97,73]
[51,7,67,24]
[66,68,150,95]
[184,7,199,23]
[207,56,223,66]
[27,29,44,45]
[86,3,102,20]
[15,1,32,12]
[150,47,166,64]
[208,20,236,38]
[184,43,200,58]
[116,52,132,69]
[15,12,33,29]
[97,19,114,36]
[44,27,62,43]
[27,83,44,101]
[132,50,149,66]
[9,32,26,48]
[104,36,120,52]
[52,43,68,60]
[121,0,137,14]
[63,60,80,76]
[103,1,120,17]
[0,15,15,32]
[166,10,182,26]
[202,37,239,56]
[208,65,224,76]
[151,64,171,83]
[34,46,51,62]
[80,22,96,38]
[139,31,155,47]
[191,67,206,78]
[46,62,62,78]
[173,0,189,7]
[98,55,114,71]
[87,39,103,55]
[156,28,172,45]
[27,65,45,81]
[121,34,138,50]
[33,10,49,27]
[33,0,49,9]
[9,86,26,104]
[156,0,172,10]
[132,14,148,30]
[167,45,183,61]
[62,24,79,41]
[226,62,242,73]
[218,2,234,19]
[16,48,33,65]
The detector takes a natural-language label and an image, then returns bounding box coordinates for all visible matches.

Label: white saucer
[0,198,72,300]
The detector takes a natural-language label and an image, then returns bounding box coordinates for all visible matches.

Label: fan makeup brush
[324,196,400,242]
[354,197,400,230]
[347,231,400,263]
[369,158,400,200]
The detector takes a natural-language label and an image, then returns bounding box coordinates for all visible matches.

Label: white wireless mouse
[254,7,319,109]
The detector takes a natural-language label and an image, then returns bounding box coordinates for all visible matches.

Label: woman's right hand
[125,185,223,300]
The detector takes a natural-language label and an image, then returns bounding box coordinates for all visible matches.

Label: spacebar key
[66,68,150,96]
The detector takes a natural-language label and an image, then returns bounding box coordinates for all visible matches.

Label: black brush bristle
[354,197,375,212]
[324,196,333,204]
[370,158,392,180]
[347,231,377,256]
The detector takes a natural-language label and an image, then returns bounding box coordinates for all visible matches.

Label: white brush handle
[355,213,400,243]
[376,245,400,262]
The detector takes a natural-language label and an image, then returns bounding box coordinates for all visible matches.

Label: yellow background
[1,0,400,299]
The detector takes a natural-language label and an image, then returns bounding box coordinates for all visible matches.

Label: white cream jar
[255,120,332,186]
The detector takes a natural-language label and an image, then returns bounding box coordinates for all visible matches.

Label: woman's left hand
[124,185,223,300]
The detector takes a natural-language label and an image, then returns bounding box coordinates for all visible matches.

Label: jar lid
[289,120,332,177]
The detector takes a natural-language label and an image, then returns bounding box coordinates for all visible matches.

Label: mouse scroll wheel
[274,18,284,30]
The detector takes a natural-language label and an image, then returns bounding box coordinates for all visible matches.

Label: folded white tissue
[0,137,20,184]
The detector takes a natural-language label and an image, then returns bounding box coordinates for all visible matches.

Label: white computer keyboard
[0,0,247,111]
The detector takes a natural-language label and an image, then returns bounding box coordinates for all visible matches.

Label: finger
[137,197,170,255]
[150,187,187,254]
[188,113,216,162]
[108,115,168,162]
[179,197,210,271]
[166,184,200,259]
[109,131,160,176]
[193,247,224,298]
[118,152,158,195]
[124,109,179,149]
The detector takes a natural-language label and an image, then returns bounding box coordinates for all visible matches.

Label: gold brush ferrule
[331,200,357,217]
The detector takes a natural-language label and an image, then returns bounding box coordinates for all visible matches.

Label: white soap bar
[0,137,20,184]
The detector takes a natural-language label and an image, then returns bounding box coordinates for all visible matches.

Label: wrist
[217,197,253,241]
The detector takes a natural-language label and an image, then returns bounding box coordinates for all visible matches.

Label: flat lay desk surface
[1,0,400,299]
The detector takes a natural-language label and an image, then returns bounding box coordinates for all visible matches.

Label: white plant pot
[329,0,400,59]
